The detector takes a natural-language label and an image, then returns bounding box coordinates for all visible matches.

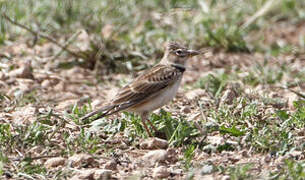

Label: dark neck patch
[171,64,186,72]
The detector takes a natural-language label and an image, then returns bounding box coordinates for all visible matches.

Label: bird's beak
[187,49,200,57]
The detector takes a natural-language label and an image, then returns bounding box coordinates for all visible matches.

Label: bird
[80,42,200,136]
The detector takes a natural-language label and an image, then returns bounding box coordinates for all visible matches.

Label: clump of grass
[2,0,304,73]
[276,100,305,128]
[19,159,47,175]
[242,61,284,86]
[16,90,38,107]
[182,144,196,170]
[228,163,254,180]
[200,95,305,155]
[197,71,229,98]
[200,19,249,52]
[73,104,201,145]
[270,159,305,179]
[63,128,101,154]
[151,109,200,146]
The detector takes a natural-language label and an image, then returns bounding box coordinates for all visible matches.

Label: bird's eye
[175,49,183,56]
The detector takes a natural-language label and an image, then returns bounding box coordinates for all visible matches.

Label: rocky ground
[1,32,304,179]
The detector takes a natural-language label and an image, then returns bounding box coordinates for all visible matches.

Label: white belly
[132,77,182,113]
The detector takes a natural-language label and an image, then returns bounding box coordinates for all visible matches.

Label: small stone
[41,79,51,88]
[44,157,66,168]
[70,169,95,180]
[140,137,168,150]
[264,155,271,163]
[68,154,95,168]
[221,175,230,180]
[241,150,249,158]
[104,160,117,171]
[185,89,206,100]
[171,168,183,176]
[201,175,214,180]
[153,166,170,178]
[142,149,168,165]
[201,164,214,175]
[182,106,191,114]
[94,169,112,180]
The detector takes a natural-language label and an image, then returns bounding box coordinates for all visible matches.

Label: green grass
[270,159,305,180]
[227,163,254,180]
[183,144,196,170]
[196,71,229,97]
[1,0,304,71]
[205,97,305,154]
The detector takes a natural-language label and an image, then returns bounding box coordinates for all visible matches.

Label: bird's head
[160,42,200,65]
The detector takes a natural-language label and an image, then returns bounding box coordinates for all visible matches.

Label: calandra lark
[80,42,200,136]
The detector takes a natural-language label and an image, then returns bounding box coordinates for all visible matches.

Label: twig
[241,0,278,29]
[2,13,85,59]
[38,108,81,139]
[12,155,58,161]
[288,89,305,99]
[193,121,206,137]
[50,30,83,61]
[17,173,35,180]
[279,86,305,99]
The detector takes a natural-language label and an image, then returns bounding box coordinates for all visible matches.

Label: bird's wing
[111,64,184,109]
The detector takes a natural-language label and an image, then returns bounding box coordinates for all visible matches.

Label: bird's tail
[79,104,116,121]
[80,101,134,121]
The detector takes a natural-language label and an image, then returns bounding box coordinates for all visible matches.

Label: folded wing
[110,64,184,113]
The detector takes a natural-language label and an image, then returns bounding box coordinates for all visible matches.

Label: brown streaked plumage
[80,42,200,136]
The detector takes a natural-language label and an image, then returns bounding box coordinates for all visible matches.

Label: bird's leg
[140,112,153,137]
[146,119,157,132]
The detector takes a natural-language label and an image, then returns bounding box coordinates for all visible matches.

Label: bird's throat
[171,63,186,72]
